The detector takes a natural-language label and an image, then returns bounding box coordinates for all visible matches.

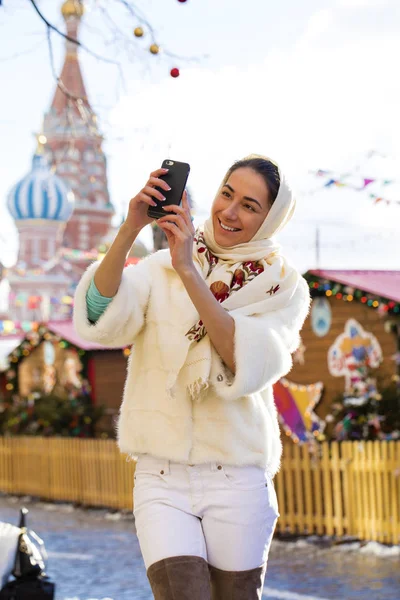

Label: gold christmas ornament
[150,44,160,55]
[134,27,144,38]
[61,0,85,19]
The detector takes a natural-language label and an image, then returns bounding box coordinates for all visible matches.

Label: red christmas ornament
[170,68,180,78]
[177,0,188,3]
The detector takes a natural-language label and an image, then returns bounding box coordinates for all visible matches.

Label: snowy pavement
[0,495,398,600]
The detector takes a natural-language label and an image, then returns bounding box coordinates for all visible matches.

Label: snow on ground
[2,494,399,600]
[8,495,400,557]
[273,538,400,557]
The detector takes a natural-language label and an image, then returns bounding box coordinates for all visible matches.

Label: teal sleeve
[85,277,114,323]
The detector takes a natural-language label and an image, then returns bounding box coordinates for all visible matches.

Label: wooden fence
[0,437,399,544]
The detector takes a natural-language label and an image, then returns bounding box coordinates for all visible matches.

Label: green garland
[305,276,400,315]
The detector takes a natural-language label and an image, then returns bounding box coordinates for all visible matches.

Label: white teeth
[219,220,239,232]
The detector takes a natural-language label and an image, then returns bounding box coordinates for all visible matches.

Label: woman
[73,155,310,599]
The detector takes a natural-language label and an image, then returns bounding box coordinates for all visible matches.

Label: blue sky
[0,0,399,275]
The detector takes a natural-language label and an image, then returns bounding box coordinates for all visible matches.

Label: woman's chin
[214,232,239,247]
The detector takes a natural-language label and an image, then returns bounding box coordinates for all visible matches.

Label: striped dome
[7,153,74,222]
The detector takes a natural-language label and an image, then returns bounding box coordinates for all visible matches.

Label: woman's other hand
[157,191,195,276]
[123,168,171,234]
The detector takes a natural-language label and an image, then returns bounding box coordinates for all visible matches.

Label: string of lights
[306,277,400,315]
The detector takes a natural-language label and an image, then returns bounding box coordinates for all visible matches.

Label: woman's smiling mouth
[218,218,241,233]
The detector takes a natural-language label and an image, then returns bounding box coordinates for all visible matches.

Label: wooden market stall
[2,321,128,436]
[274,270,400,443]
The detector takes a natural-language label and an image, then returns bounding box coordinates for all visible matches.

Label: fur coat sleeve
[209,276,311,402]
[73,258,152,347]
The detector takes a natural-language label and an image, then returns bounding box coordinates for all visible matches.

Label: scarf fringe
[187,377,209,402]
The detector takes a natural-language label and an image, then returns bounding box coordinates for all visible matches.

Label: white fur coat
[73,250,311,476]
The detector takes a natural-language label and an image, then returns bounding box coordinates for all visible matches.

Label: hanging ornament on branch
[149,43,160,55]
[130,2,187,78]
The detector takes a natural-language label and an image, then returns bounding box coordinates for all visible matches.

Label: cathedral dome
[7,153,74,222]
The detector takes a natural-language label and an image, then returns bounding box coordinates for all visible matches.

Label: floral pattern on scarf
[186,233,266,343]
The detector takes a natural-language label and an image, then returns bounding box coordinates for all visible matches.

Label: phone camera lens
[166,160,174,166]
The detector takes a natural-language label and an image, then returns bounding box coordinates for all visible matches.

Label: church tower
[6,142,75,322]
[42,0,114,251]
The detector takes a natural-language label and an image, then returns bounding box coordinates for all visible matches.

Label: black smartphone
[147,159,191,220]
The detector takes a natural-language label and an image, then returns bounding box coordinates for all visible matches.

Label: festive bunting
[310,169,399,205]
[362,178,375,189]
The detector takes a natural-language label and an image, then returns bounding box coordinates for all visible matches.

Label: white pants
[133,455,279,572]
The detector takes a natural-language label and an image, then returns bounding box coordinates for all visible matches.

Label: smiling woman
[212,156,281,247]
[73,153,310,599]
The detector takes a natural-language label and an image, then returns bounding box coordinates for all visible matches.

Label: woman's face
[211,167,271,247]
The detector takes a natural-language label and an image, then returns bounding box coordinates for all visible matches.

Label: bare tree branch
[4,0,203,141]
[29,0,124,68]
[116,0,157,44]
[29,0,127,125]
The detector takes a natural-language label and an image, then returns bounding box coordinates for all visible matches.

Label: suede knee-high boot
[147,555,212,599]
[209,563,267,600]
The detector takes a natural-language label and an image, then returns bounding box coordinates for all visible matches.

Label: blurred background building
[3,1,119,326]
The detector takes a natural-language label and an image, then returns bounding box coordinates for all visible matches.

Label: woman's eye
[245,204,255,212]
[222,191,231,198]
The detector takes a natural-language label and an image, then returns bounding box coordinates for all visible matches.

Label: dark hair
[225,157,280,207]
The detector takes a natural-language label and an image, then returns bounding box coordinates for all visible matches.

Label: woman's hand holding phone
[122,168,171,235]
[157,191,196,276]
[94,167,170,298]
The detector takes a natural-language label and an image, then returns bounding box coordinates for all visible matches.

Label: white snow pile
[40,502,75,513]
[104,512,122,521]
[359,541,400,557]
[273,537,400,556]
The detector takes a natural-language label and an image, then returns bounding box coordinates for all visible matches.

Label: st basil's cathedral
[3,0,124,326]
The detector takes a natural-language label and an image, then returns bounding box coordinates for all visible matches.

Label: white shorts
[133,455,279,571]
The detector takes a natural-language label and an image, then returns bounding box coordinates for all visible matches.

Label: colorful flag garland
[309,167,399,206]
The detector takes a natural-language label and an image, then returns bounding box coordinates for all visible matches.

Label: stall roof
[308,270,400,303]
[47,320,124,351]
[0,336,24,371]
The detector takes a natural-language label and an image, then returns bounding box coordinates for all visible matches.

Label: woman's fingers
[158,213,188,232]
[181,191,194,228]
[162,201,194,231]
[137,191,158,207]
[142,185,166,202]
[148,176,171,192]
[158,220,185,241]
[158,222,174,241]
[150,168,169,179]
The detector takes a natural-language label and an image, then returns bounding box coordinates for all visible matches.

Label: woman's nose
[222,204,239,221]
